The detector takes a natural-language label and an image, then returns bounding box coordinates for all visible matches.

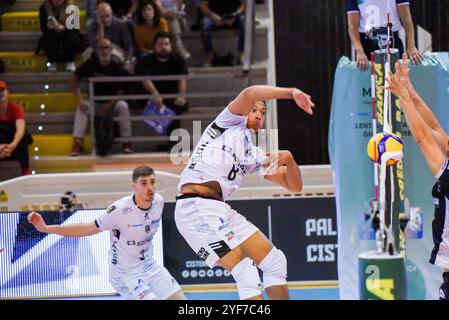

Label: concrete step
[0,27,268,67]
[1,10,86,32]
[3,65,267,107]
[10,92,80,113]
[2,0,84,12]
[30,133,92,157]
[0,52,83,72]
[25,106,223,135]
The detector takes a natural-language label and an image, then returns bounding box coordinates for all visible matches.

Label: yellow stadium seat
[30,134,92,156]
[0,52,82,72]
[9,93,85,113]
[1,10,86,32]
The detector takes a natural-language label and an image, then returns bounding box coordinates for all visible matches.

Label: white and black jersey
[178,106,267,200]
[430,158,449,269]
[95,193,164,275]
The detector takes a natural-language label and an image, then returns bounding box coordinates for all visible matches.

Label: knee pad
[231,257,261,300]
[257,247,287,289]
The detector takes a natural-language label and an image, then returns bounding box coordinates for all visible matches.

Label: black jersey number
[227,165,239,181]
[139,249,145,261]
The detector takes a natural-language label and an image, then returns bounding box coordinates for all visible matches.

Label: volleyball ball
[367,132,403,165]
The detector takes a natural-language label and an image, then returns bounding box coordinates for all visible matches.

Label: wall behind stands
[273,0,449,165]
[273,0,350,165]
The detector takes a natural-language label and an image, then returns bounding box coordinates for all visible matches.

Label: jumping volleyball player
[386,55,449,300]
[174,85,315,299]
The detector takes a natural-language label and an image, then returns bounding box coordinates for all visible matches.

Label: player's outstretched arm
[27,212,100,237]
[396,54,449,154]
[385,68,444,176]
[228,85,315,116]
[263,150,302,192]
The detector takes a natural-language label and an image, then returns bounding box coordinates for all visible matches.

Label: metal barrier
[0,165,334,212]
[87,72,256,155]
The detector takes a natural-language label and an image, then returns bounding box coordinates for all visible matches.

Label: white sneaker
[65,62,76,72]
[47,62,57,72]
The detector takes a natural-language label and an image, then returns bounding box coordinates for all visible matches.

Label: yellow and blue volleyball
[367,132,403,165]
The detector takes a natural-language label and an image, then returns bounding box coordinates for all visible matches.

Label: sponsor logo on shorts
[208,240,231,258]
[197,247,210,261]
[134,278,145,291]
[0,248,4,254]
[151,217,161,224]
[138,288,152,300]
[218,217,227,231]
[225,231,234,241]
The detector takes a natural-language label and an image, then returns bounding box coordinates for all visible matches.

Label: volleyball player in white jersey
[27,166,186,300]
[175,85,315,300]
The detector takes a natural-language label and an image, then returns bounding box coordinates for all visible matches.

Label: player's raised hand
[292,88,315,115]
[385,70,410,99]
[27,212,47,233]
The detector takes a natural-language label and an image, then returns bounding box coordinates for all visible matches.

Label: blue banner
[329,52,449,299]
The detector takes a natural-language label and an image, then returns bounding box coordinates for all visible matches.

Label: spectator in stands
[0,0,16,15]
[133,0,169,57]
[69,38,133,156]
[347,0,423,70]
[136,31,188,151]
[0,81,33,176]
[158,0,191,59]
[189,0,203,32]
[199,0,246,66]
[87,2,134,70]
[38,0,85,72]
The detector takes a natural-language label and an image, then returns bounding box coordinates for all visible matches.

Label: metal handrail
[87,73,249,155]
[243,0,255,73]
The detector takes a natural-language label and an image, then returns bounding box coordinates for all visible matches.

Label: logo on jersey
[197,247,210,261]
[144,212,150,220]
[189,142,210,170]
[222,145,247,174]
[111,241,118,265]
[107,205,116,214]
[127,224,144,228]
[122,207,132,215]
[134,278,145,291]
[127,237,152,246]
[244,135,251,157]
[206,122,226,139]
[112,229,121,239]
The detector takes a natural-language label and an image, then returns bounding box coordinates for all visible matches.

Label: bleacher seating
[0,0,269,175]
